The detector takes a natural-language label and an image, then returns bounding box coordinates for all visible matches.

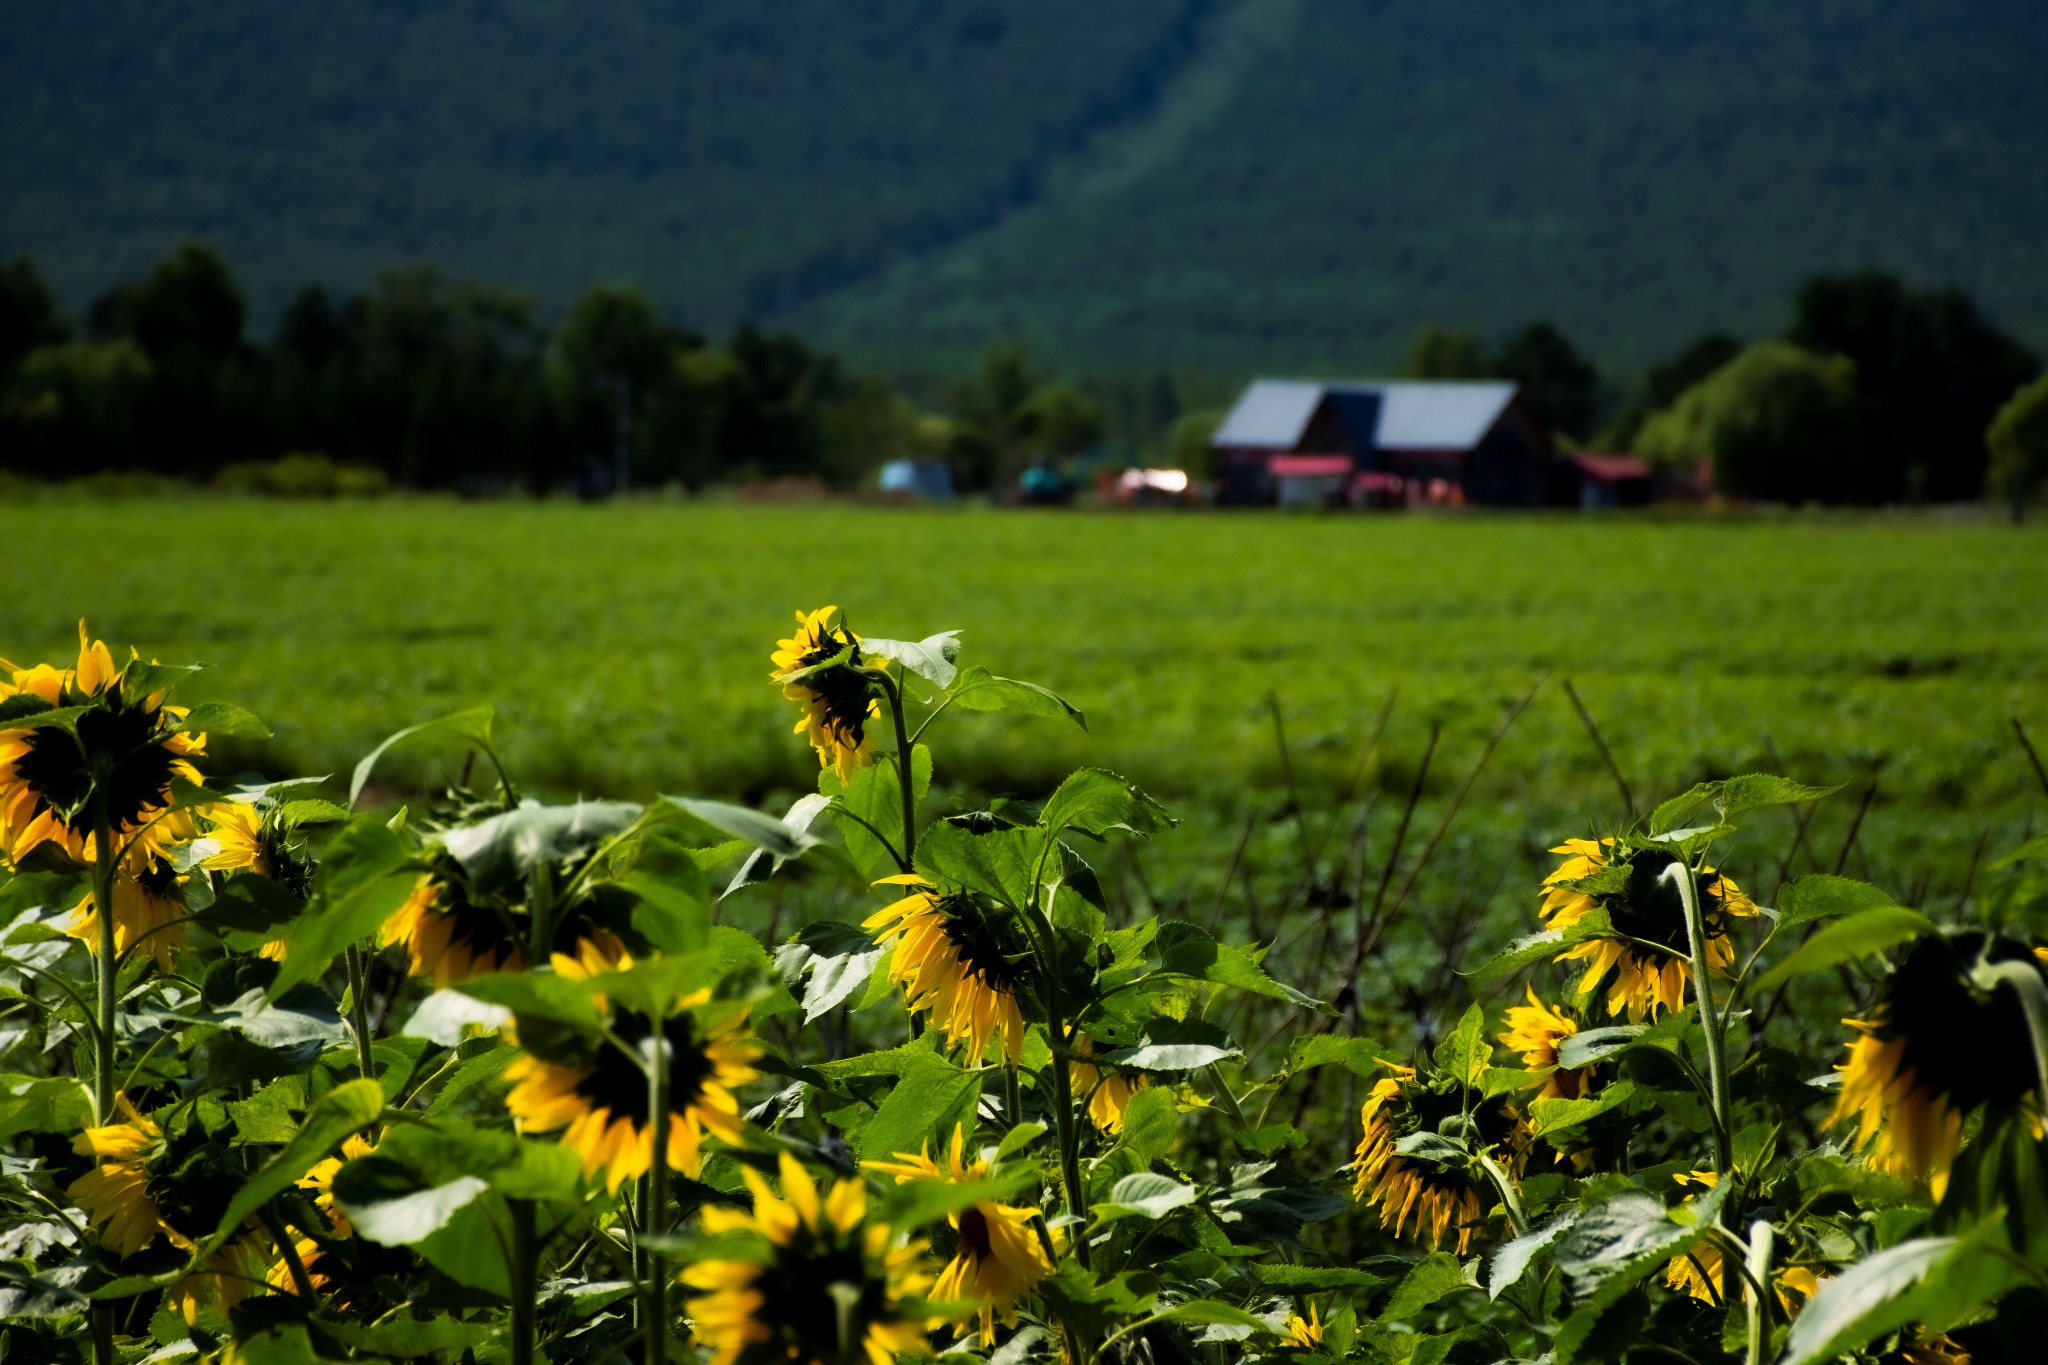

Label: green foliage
[1987,370,2048,516]
[1635,340,1863,501]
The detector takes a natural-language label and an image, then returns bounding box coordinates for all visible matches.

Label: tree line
[1402,275,2044,506]
[0,245,1129,495]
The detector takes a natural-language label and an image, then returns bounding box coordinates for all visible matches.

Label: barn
[1209,379,1555,507]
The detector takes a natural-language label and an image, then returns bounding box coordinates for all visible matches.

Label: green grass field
[5,498,2043,986]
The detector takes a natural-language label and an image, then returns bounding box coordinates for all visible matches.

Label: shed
[1554,453,1653,508]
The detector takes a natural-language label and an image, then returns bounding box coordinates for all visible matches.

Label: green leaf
[775,920,887,1023]
[880,1173,1038,1232]
[820,746,930,881]
[913,818,1042,910]
[176,701,271,739]
[349,705,495,808]
[401,989,513,1046]
[1777,874,1899,927]
[1648,783,1715,836]
[1153,1299,1266,1329]
[200,1077,383,1255]
[996,1122,1048,1160]
[214,1325,349,1365]
[1779,1237,1967,1365]
[1468,909,1614,983]
[947,665,1085,729]
[616,832,713,952]
[1384,1252,1474,1318]
[423,1044,520,1117]
[862,631,963,687]
[1104,1017,1240,1072]
[1094,1171,1197,1222]
[1755,906,1937,989]
[1431,1002,1492,1087]
[0,1075,91,1138]
[856,1055,982,1163]
[1712,773,1842,818]
[271,815,420,995]
[1490,1211,1577,1299]
[1555,1026,1646,1070]
[1529,1081,1637,1137]
[1156,920,1331,1013]
[442,799,641,892]
[1554,1182,1727,1298]
[1114,1087,1179,1166]
[1991,830,2048,871]
[340,1170,491,1246]
[723,793,833,899]
[661,796,819,861]
[226,1079,305,1144]
[1285,1034,1390,1080]
[454,972,604,1037]
[316,1316,501,1359]
[1038,768,1175,839]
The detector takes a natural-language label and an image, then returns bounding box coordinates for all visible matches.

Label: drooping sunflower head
[684,1151,942,1365]
[1069,1033,1150,1134]
[379,867,526,986]
[771,606,882,783]
[0,622,206,869]
[1828,931,2047,1200]
[1540,837,1757,1022]
[505,938,761,1192]
[864,875,1031,1066]
[1499,985,1591,1101]
[70,1102,242,1265]
[866,1125,1053,1347]
[1350,1061,1519,1256]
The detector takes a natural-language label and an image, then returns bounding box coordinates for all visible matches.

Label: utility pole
[609,374,632,497]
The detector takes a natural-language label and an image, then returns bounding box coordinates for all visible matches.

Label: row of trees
[0,246,1118,493]
[1408,274,2042,505]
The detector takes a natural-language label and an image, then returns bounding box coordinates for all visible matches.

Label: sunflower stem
[645,1004,672,1365]
[881,669,918,865]
[89,778,119,1365]
[1743,1218,1773,1365]
[510,1197,538,1365]
[1475,1152,1528,1238]
[345,944,376,1081]
[1664,862,1733,1173]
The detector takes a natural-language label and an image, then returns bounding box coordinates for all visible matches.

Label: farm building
[1209,379,1555,508]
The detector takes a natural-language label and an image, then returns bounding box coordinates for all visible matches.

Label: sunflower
[1539,837,1758,1022]
[378,870,526,986]
[59,817,196,973]
[1498,986,1591,1101]
[1070,1034,1149,1134]
[1659,1171,1817,1310]
[866,1124,1054,1347]
[1828,932,2047,1200]
[68,1100,269,1323]
[683,1151,940,1365]
[1351,1062,1519,1256]
[0,622,205,869]
[1280,1304,1324,1350]
[771,606,882,784]
[505,937,759,1192]
[265,1133,373,1293]
[865,875,1029,1066]
[199,800,271,876]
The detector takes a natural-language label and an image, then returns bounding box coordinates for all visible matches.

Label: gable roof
[1212,378,1520,452]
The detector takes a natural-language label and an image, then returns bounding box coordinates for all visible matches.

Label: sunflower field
[1,606,2045,1365]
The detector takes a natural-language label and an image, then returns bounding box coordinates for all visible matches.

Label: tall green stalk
[89,783,118,1365]
[344,944,376,1079]
[1665,859,1731,1172]
[882,671,917,865]
[644,1008,671,1365]
[510,1198,538,1365]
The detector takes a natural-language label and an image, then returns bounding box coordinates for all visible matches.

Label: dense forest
[5,2,2045,374]
[2,244,2038,504]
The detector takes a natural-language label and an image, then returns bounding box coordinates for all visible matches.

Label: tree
[1168,409,1223,478]
[1019,382,1104,457]
[549,284,699,491]
[0,339,153,474]
[1403,327,1486,379]
[1636,341,1861,503]
[1986,371,2048,522]
[0,256,69,371]
[1492,322,1599,440]
[1790,272,2037,501]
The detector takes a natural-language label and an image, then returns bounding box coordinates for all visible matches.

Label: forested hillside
[6,0,2046,374]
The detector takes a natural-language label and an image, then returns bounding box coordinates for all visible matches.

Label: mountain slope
[5,1,2045,375]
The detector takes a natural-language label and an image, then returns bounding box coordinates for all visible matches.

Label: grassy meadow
[4,498,2042,1027]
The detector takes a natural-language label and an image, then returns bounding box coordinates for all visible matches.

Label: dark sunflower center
[748,1234,891,1364]
[12,698,179,835]
[144,1130,238,1240]
[954,1207,993,1262]
[436,880,522,966]
[570,1010,718,1122]
[1886,933,2043,1111]
[1599,852,1732,951]
[936,895,1024,991]
[804,667,874,744]
[136,855,179,898]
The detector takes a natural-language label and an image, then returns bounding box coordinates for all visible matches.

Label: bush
[1636,340,1863,503]
[214,452,390,497]
[1986,370,2048,519]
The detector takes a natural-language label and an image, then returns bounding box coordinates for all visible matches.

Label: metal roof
[1213,379,1518,452]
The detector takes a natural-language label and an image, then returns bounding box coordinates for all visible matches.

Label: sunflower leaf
[1467,909,1615,983]
[775,919,886,1023]
[270,815,420,996]
[1712,772,1842,818]
[0,1075,91,1138]
[1555,1026,1648,1070]
[175,701,271,739]
[946,665,1086,729]
[1103,1016,1240,1072]
[661,796,819,861]
[1094,1171,1198,1222]
[198,1077,384,1256]
[442,799,643,892]
[861,631,963,688]
[1530,1081,1638,1137]
[1156,920,1331,1014]
[1754,906,1937,990]
[348,705,495,809]
[1775,873,1900,927]
[1039,768,1176,840]
[1491,1211,1578,1299]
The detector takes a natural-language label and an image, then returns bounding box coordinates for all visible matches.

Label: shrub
[1636,340,1863,503]
[1986,370,2048,520]
[215,451,390,497]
